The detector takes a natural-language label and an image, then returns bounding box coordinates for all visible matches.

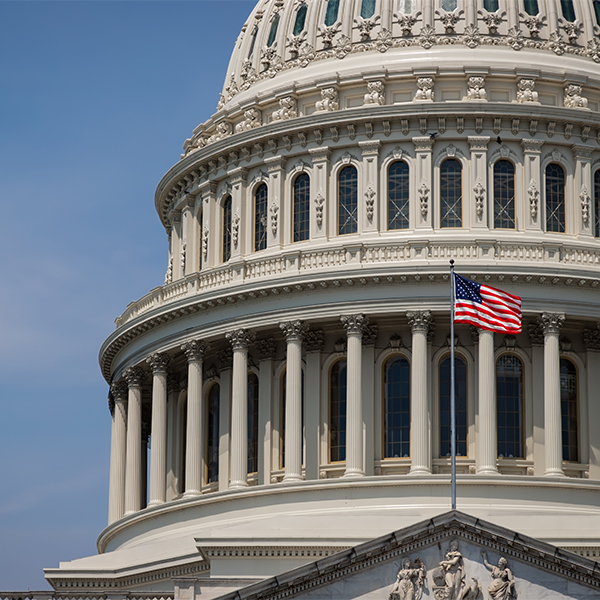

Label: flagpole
[449,259,457,510]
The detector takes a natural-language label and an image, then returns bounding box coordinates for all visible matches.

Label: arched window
[293,4,308,36]
[560,359,579,462]
[483,0,499,10]
[594,170,600,238]
[248,372,259,474]
[388,161,410,230]
[338,166,358,235]
[222,195,232,262]
[206,384,220,484]
[546,164,566,233]
[523,0,539,15]
[560,0,576,22]
[441,0,458,11]
[330,360,347,462]
[361,0,376,19]
[496,354,524,459]
[280,370,305,468]
[384,356,410,458]
[441,159,463,228]
[293,173,310,242]
[398,0,414,14]
[439,356,467,457]
[247,26,259,58]
[267,13,280,47]
[494,160,516,229]
[594,1,600,26]
[325,0,340,26]
[254,183,268,251]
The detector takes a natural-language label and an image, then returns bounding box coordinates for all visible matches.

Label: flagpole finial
[450,259,455,267]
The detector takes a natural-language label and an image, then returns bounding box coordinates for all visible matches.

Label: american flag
[454,274,522,334]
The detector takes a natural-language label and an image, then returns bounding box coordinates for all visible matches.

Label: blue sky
[0,0,254,590]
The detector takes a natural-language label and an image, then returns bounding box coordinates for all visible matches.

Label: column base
[544,468,566,478]
[282,474,303,483]
[476,467,499,475]
[409,466,431,475]
[147,499,166,507]
[229,481,249,490]
[343,469,365,478]
[183,490,202,499]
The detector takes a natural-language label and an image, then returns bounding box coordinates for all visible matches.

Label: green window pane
[494,160,516,229]
[523,0,539,15]
[441,0,457,11]
[338,166,358,235]
[545,164,565,233]
[388,161,410,230]
[293,173,311,242]
[222,195,232,262]
[361,0,376,19]
[484,0,499,10]
[594,1,600,26]
[441,159,462,228]
[440,357,467,457]
[325,0,340,26]
[293,5,308,36]
[267,14,280,47]
[560,0,575,22]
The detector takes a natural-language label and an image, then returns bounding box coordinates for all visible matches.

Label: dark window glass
[293,4,308,36]
[388,161,410,230]
[254,183,268,251]
[398,0,414,13]
[441,159,463,228]
[293,173,311,242]
[483,0,499,10]
[441,0,457,10]
[546,164,566,233]
[267,14,280,47]
[561,359,579,462]
[206,384,220,484]
[330,360,347,462]
[523,0,539,15]
[361,0,376,19]
[595,170,600,238]
[338,166,358,235]
[594,1,600,26]
[560,0,576,22]
[222,195,232,262]
[384,356,410,458]
[280,370,305,468]
[325,0,340,26]
[248,373,259,474]
[439,356,468,457]
[494,160,516,229]
[248,26,259,58]
[497,355,523,459]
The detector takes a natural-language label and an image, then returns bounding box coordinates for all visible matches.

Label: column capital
[468,136,490,151]
[407,310,433,333]
[359,140,382,156]
[571,144,594,160]
[256,338,278,361]
[583,324,600,351]
[362,324,379,347]
[181,339,209,362]
[520,138,544,153]
[341,314,369,336]
[123,366,146,388]
[218,348,234,370]
[305,329,325,352]
[111,379,129,401]
[308,146,332,162]
[539,312,565,335]
[265,155,287,171]
[280,320,308,342]
[146,352,171,374]
[226,328,255,351]
[412,136,434,152]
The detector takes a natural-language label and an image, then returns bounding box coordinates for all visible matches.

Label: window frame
[337,164,359,236]
[387,160,411,231]
[382,354,411,460]
[493,159,516,230]
[293,172,311,243]
[254,182,269,252]
[440,158,464,229]
[222,194,232,263]
[560,357,579,463]
[329,358,348,464]
[544,162,567,234]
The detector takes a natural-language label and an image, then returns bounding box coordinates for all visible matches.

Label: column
[226,328,255,489]
[280,321,308,482]
[256,339,277,486]
[412,137,434,231]
[199,181,217,269]
[572,145,594,238]
[181,195,195,276]
[362,325,378,477]
[359,140,381,234]
[218,349,233,492]
[304,330,324,481]
[468,136,490,230]
[584,325,600,479]
[477,330,498,474]
[108,379,128,524]
[521,139,544,232]
[166,373,181,501]
[308,147,331,241]
[540,313,566,477]
[229,167,248,260]
[124,366,146,515]
[146,353,171,506]
[341,315,368,478]
[408,311,433,474]
[265,156,286,249]
[171,211,183,280]
[181,340,209,497]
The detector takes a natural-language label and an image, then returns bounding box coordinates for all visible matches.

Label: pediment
[212,511,600,600]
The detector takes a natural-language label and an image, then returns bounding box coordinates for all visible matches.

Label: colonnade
[107,311,573,525]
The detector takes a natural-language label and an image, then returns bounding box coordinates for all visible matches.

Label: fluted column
[181,340,209,497]
[408,311,433,474]
[341,315,368,478]
[124,366,146,515]
[541,313,566,477]
[477,330,498,474]
[108,379,128,524]
[280,321,307,482]
[146,353,171,506]
[226,329,255,489]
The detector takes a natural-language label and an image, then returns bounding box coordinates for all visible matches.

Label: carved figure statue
[272,96,298,121]
[480,552,517,600]
[415,77,434,101]
[432,540,466,600]
[364,80,386,106]
[466,77,487,100]
[389,558,426,600]
[315,87,339,112]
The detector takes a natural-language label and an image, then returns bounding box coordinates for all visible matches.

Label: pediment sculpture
[389,557,426,600]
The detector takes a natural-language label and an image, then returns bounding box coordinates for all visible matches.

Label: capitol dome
[43,1,600,598]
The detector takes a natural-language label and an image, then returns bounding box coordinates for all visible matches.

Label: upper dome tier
[218,0,600,109]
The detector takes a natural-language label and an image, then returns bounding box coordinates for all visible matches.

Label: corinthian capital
[538,313,565,335]
[226,328,255,351]
[111,379,129,401]
[280,320,308,342]
[407,310,433,333]
[123,366,146,388]
[341,314,369,336]
[181,339,209,362]
[146,352,171,373]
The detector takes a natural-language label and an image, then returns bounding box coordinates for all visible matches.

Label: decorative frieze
[280,320,308,342]
[272,97,297,121]
[364,80,386,106]
[564,84,588,108]
[305,329,325,352]
[256,338,277,361]
[341,314,369,336]
[181,340,209,362]
[415,77,434,101]
[517,78,538,103]
[315,87,339,112]
[583,325,600,351]
[466,76,487,100]
[226,328,255,351]
[123,366,146,387]
[146,352,171,373]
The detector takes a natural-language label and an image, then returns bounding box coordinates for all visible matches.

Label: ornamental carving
[146,352,171,373]
[235,108,262,133]
[305,329,325,352]
[538,312,565,335]
[123,366,146,387]
[474,181,486,219]
[436,9,462,35]
[270,203,279,236]
[202,228,209,261]
[432,540,481,600]
[272,96,298,121]
[111,379,129,401]
[232,213,240,248]
[365,185,376,222]
[480,552,516,600]
[318,24,340,49]
[527,180,539,220]
[287,30,307,59]
[362,324,379,347]
[388,557,426,600]
[335,34,352,59]
[587,38,600,63]
[395,12,420,37]
[217,348,233,370]
[180,243,186,274]
[298,42,316,67]
[206,121,232,145]
[407,310,432,333]
[364,80,386,106]
[521,13,545,38]
[256,338,277,361]
[467,77,487,100]
[479,9,504,35]
[418,24,437,49]
[375,28,394,53]
[528,322,545,346]
[580,187,591,225]
[354,15,381,42]
[419,182,429,218]
[506,26,524,50]
[226,328,255,351]
[341,314,369,336]
[314,191,325,227]
[315,87,339,112]
[462,25,482,49]
[564,84,588,108]
[583,325,600,351]
[415,77,434,101]
[280,320,308,342]
[164,256,173,285]
[516,78,538,103]
[562,20,582,45]
[548,30,566,55]
[181,339,209,362]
